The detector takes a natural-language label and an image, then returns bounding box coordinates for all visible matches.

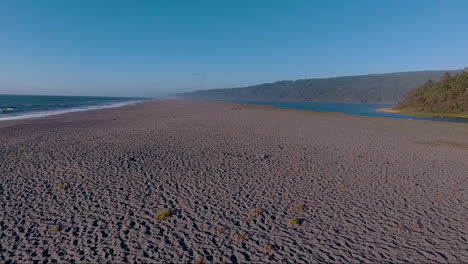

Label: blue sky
[1,0,467,97]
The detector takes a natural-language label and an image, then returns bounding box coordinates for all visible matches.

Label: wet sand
[1,100,467,263]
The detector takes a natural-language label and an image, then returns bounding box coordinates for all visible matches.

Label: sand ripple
[0,101,467,263]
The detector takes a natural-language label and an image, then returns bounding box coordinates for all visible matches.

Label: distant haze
[1,1,468,97]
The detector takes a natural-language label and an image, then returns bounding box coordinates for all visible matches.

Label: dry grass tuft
[54,184,69,191]
[249,208,264,218]
[244,208,264,223]
[214,226,225,236]
[49,225,60,234]
[291,204,305,213]
[262,245,273,254]
[288,218,300,227]
[232,233,248,243]
[194,256,204,264]
[434,194,445,201]
[155,209,172,221]
[19,146,30,153]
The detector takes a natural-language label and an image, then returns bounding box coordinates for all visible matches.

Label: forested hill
[179,70,461,103]
[395,71,468,114]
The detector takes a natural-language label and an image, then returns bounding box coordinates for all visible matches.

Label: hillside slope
[179,70,460,103]
[395,71,468,114]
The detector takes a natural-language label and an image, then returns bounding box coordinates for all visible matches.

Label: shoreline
[2,99,468,125]
[375,107,468,120]
[232,102,468,123]
[0,99,146,122]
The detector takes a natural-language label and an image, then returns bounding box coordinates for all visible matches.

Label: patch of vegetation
[395,71,468,116]
[288,218,300,227]
[49,225,60,234]
[434,194,445,201]
[18,146,30,153]
[352,154,363,159]
[262,245,273,254]
[141,193,149,199]
[194,256,204,264]
[291,204,305,213]
[155,209,172,221]
[249,208,264,218]
[54,184,69,191]
[232,233,248,243]
[178,70,459,103]
[214,226,225,236]
[244,208,264,223]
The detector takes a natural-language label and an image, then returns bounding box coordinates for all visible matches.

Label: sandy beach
[1,100,467,263]
[375,107,401,114]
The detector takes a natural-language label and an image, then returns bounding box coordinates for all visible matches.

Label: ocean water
[0,95,145,121]
[226,100,468,124]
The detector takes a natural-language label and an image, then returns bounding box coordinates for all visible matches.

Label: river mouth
[224,100,468,124]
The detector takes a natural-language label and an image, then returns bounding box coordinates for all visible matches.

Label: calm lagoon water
[226,100,468,124]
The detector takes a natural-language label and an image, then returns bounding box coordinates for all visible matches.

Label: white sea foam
[0,100,143,121]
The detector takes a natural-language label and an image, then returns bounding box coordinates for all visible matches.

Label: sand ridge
[0,100,467,263]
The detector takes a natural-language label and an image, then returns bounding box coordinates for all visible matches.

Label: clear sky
[1,0,467,97]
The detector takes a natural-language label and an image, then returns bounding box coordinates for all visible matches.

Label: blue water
[0,94,145,121]
[226,100,468,124]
